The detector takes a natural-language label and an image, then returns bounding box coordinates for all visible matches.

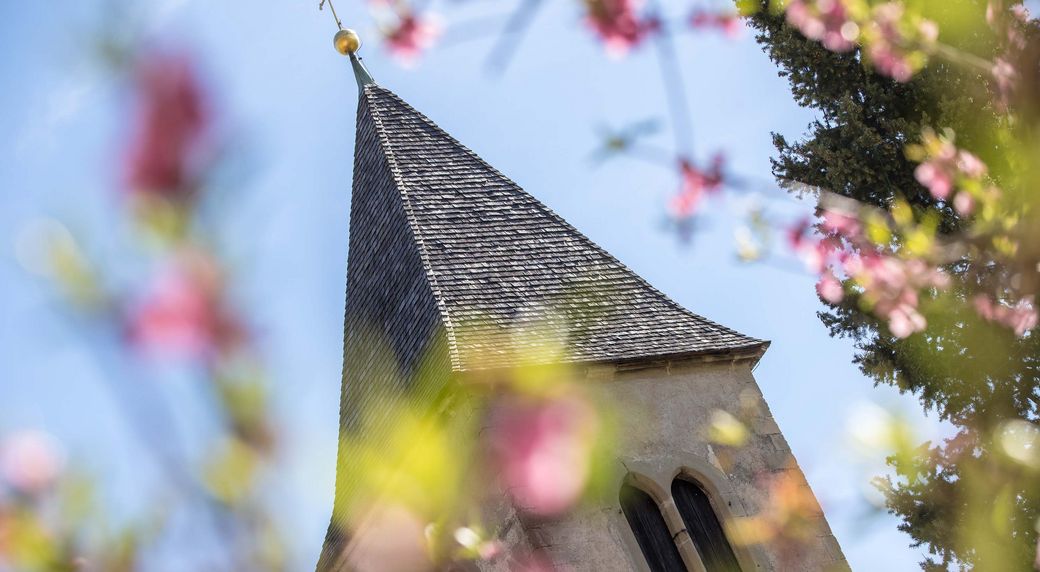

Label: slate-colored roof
[356,83,767,371]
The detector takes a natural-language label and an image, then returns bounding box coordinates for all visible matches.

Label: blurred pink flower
[854,256,948,338]
[785,0,856,52]
[127,251,241,360]
[801,241,833,274]
[584,0,659,56]
[885,299,927,338]
[788,219,837,274]
[992,57,1018,109]
[383,13,441,64]
[816,271,844,303]
[953,192,975,216]
[914,162,953,199]
[787,217,812,250]
[669,155,725,220]
[669,190,701,220]
[346,503,432,572]
[956,151,986,178]
[973,295,1038,336]
[689,10,742,38]
[821,209,861,237]
[864,4,938,82]
[914,138,987,205]
[487,394,600,517]
[125,53,209,198]
[867,44,914,83]
[796,214,947,338]
[0,430,64,496]
[478,540,503,560]
[865,4,912,80]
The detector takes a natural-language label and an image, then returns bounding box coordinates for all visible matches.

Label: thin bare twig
[647,2,695,158]
[485,0,546,74]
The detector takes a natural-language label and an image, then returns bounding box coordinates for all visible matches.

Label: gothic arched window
[671,477,741,572]
[619,483,687,571]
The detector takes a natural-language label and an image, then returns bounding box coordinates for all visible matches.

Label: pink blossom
[788,219,835,274]
[864,4,938,82]
[127,251,241,360]
[874,256,911,290]
[914,140,988,203]
[689,10,742,38]
[487,395,600,517]
[847,254,948,338]
[788,212,944,336]
[953,192,975,216]
[785,0,856,52]
[821,209,861,237]
[477,540,504,561]
[986,0,1003,26]
[914,161,953,199]
[816,271,844,303]
[956,151,986,178]
[669,189,702,220]
[345,503,433,572]
[669,155,725,220]
[801,241,832,274]
[384,13,441,64]
[992,57,1018,109]
[858,257,911,305]
[868,43,914,82]
[918,20,940,43]
[789,223,824,272]
[974,294,998,320]
[1008,304,1037,335]
[886,301,927,338]
[0,430,64,496]
[125,53,209,198]
[786,218,812,250]
[584,0,659,56]
[974,295,1038,336]
[865,4,914,81]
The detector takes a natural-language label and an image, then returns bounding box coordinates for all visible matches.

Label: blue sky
[0,1,950,569]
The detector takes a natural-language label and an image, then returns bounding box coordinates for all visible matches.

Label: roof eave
[588,340,771,373]
[454,340,771,377]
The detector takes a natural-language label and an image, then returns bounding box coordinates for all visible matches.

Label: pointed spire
[334,29,375,90]
[342,84,768,371]
[348,53,375,89]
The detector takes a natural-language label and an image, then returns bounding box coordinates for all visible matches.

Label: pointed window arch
[671,477,741,572]
[619,483,687,571]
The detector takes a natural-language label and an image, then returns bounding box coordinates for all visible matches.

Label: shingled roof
[350,83,767,371]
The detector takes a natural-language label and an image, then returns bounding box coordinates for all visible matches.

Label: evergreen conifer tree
[748,4,1039,569]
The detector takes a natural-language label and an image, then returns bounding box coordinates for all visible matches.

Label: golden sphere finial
[334,29,362,55]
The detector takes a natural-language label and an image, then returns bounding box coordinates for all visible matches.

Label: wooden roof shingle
[354,83,768,371]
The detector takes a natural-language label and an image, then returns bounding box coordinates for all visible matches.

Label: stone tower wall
[520,359,848,572]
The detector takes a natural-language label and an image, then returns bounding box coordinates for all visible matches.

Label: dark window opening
[619,483,687,571]
[671,478,741,572]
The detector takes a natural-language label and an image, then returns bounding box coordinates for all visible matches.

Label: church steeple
[332,72,768,373]
[319,31,846,572]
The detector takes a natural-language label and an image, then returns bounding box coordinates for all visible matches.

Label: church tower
[318,30,847,572]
